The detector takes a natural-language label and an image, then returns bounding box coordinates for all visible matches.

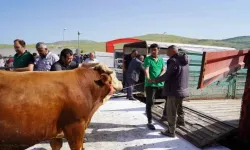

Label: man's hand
[148,79,156,83]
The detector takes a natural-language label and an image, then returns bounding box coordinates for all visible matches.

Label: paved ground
[27,98,229,150]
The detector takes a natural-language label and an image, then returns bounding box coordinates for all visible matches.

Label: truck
[119,40,247,101]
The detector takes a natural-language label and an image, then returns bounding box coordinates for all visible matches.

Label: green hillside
[1,34,250,52]
[222,36,250,48]
[134,34,248,49]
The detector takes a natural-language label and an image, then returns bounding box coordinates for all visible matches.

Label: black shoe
[160,130,175,137]
[147,123,156,130]
[160,116,167,121]
[177,120,185,126]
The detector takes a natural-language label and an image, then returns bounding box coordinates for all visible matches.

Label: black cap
[149,43,159,49]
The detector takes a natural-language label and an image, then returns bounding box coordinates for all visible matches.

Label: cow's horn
[94,63,113,75]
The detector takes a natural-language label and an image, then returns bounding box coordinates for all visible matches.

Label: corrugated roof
[124,41,237,54]
[144,41,236,53]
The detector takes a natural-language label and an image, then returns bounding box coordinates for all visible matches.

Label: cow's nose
[114,81,123,91]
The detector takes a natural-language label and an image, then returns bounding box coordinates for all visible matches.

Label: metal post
[77,31,80,51]
[63,28,66,48]
[161,32,166,42]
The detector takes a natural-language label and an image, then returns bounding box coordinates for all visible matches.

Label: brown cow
[0,63,122,150]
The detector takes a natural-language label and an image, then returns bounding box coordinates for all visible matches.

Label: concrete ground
[27,98,230,150]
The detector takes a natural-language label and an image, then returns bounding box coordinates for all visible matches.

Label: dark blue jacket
[126,58,143,82]
[155,53,189,98]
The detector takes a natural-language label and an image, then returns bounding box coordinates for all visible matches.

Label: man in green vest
[144,43,166,130]
[13,39,34,71]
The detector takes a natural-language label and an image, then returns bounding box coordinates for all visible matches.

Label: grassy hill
[222,36,250,48]
[1,34,250,52]
[134,34,248,49]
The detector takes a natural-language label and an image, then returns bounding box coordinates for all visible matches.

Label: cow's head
[94,63,123,102]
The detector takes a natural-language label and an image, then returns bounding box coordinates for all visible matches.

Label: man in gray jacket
[126,56,144,100]
[150,45,189,137]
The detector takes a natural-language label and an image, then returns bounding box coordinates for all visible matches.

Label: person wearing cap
[143,43,166,130]
[35,42,59,71]
[50,48,98,71]
[13,39,35,71]
[150,45,189,137]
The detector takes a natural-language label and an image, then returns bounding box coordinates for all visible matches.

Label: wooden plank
[182,100,241,128]
[152,103,237,148]
[158,104,235,131]
[184,107,241,111]
[183,108,233,134]
[183,101,241,104]
[183,102,241,106]
[151,110,204,148]
[183,113,220,136]
[189,110,241,114]
[183,110,227,134]
[184,105,241,109]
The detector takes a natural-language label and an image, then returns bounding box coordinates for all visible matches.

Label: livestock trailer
[122,40,247,100]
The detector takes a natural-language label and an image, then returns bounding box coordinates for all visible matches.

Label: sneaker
[147,123,156,130]
[160,130,175,137]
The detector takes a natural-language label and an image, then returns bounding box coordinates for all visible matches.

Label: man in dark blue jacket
[150,45,189,137]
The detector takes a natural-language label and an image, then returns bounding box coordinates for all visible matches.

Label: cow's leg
[63,122,85,150]
[50,138,63,150]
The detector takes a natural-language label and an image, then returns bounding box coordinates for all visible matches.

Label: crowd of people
[0,39,99,72]
[1,39,189,138]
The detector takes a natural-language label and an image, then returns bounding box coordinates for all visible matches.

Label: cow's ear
[94,74,110,87]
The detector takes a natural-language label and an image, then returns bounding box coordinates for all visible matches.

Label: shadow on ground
[86,123,164,143]
[122,140,178,150]
[101,107,145,112]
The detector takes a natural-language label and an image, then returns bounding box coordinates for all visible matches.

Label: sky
[0,0,250,44]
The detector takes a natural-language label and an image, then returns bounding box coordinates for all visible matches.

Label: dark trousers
[123,71,128,93]
[127,78,135,98]
[146,86,159,124]
[166,96,184,134]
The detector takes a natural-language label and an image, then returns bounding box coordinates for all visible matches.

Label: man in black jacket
[150,45,189,137]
